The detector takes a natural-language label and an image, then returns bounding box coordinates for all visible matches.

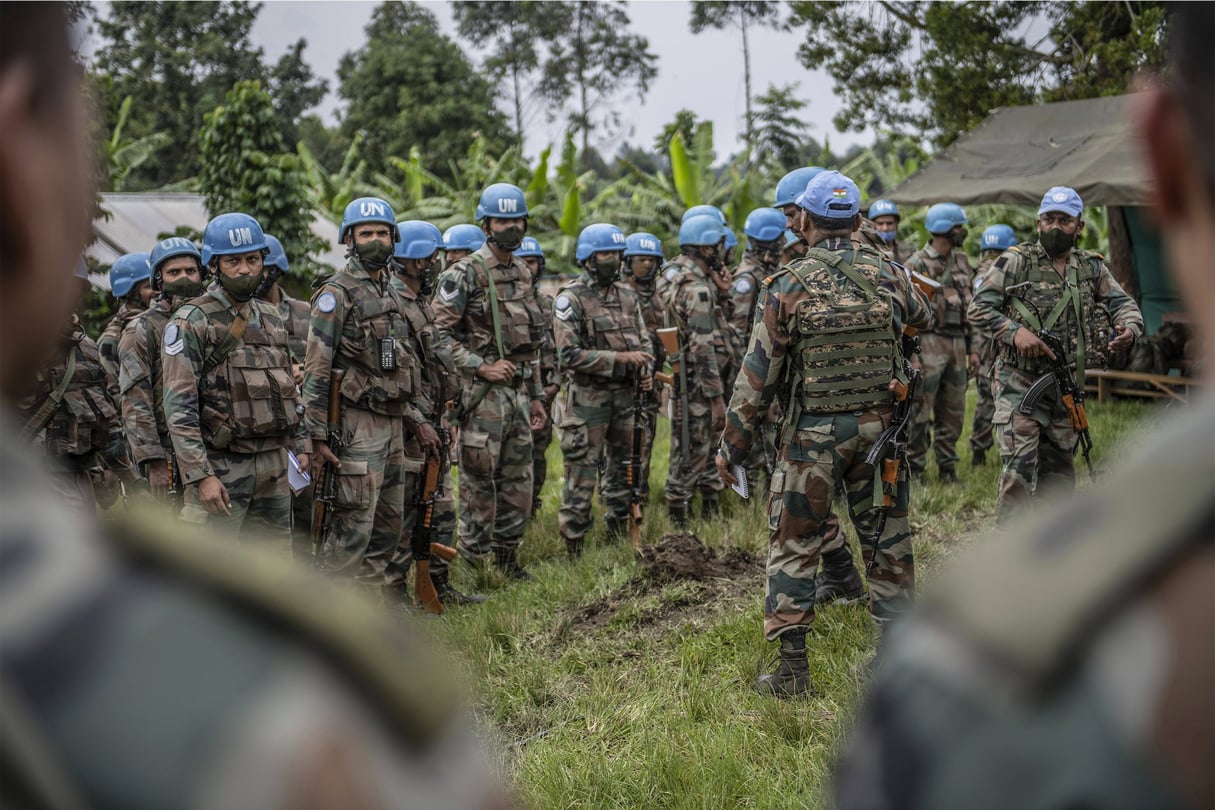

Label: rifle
[625,370,647,550]
[1018,329,1096,478]
[656,327,689,477]
[311,369,346,561]
[147,449,183,510]
[410,427,448,615]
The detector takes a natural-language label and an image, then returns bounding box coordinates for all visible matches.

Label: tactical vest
[400,293,454,421]
[278,295,310,362]
[322,271,417,417]
[562,279,646,387]
[660,256,734,378]
[1001,244,1112,375]
[23,332,119,459]
[466,254,546,361]
[920,250,971,336]
[788,247,898,413]
[141,300,174,442]
[189,297,301,447]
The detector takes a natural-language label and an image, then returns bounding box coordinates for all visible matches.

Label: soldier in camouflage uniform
[553,223,654,557]
[655,213,733,526]
[623,232,666,500]
[119,237,207,503]
[717,171,932,698]
[867,199,916,265]
[383,220,483,606]
[904,203,979,482]
[304,198,438,581]
[163,213,309,543]
[516,236,560,514]
[431,183,549,580]
[776,167,823,265]
[968,187,1141,523]
[440,223,485,271]
[969,224,1018,466]
[836,13,1213,804]
[98,251,153,399]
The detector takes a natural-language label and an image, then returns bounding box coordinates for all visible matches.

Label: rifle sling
[201,304,250,378]
[21,348,76,442]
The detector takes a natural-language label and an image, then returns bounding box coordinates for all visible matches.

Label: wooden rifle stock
[903,270,941,337]
[412,429,448,615]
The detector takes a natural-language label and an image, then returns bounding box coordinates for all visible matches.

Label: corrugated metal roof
[87,192,346,271]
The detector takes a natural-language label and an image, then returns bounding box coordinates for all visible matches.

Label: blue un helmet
[743,208,787,244]
[981,224,1017,252]
[442,224,485,253]
[475,183,528,221]
[723,227,738,253]
[109,252,152,298]
[203,212,268,261]
[339,197,398,243]
[868,199,900,222]
[624,232,664,259]
[394,220,442,260]
[514,236,544,259]
[775,166,825,208]
[150,236,202,289]
[575,223,627,262]
[679,213,726,247]
[681,204,727,225]
[263,234,289,272]
[925,202,969,235]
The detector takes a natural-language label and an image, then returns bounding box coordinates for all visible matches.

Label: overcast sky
[82,0,873,161]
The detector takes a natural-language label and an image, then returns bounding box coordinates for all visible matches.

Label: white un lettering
[360,202,386,217]
[497,198,518,213]
[229,227,252,246]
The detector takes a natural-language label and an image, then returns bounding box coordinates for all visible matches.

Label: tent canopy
[887,93,1151,207]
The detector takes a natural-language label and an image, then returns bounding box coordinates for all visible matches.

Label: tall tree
[539,1,658,158]
[337,2,512,180]
[453,1,574,151]
[788,1,1169,148]
[198,80,324,274]
[266,39,329,149]
[751,83,811,174]
[688,1,782,154]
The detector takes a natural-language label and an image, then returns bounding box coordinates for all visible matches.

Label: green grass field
[424,390,1165,809]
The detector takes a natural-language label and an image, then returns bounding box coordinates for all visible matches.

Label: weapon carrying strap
[21,349,76,442]
[201,303,250,377]
[456,255,507,421]
[1007,260,1090,387]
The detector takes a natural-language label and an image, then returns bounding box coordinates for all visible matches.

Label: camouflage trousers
[665,397,724,508]
[993,367,1077,525]
[319,407,405,582]
[638,395,661,498]
[764,408,914,640]
[532,418,553,510]
[740,404,780,496]
[558,385,635,542]
[456,384,534,560]
[429,462,457,575]
[970,340,998,454]
[384,438,459,587]
[180,447,292,544]
[909,332,969,475]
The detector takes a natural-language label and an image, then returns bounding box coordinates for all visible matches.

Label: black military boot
[938,465,958,483]
[700,495,719,521]
[494,545,533,581]
[430,569,485,605]
[814,548,866,605]
[668,502,688,529]
[755,629,812,698]
[971,449,986,467]
[564,535,584,560]
[605,517,629,545]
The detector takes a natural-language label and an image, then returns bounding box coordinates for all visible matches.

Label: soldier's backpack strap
[200,304,250,377]
[468,254,506,360]
[801,246,880,298]
[20,349,76,442]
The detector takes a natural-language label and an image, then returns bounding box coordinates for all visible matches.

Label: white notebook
[730,464,750,499]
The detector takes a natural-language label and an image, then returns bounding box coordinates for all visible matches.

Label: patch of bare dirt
[637,531,760,582]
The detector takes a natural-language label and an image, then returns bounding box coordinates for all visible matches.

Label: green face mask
[162,276,205,299]
[592,257,620,285]
[218,271,263,302]
[1038,227,1075,257]
[355,238,393,269]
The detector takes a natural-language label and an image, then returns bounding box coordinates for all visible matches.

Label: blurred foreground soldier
[99,250,153,398]
[432,183,549,580]
[554,223,653,556]
[969,224,1018,466]
[834,8,1214,806]
[969,187,1142,523]
[623,231,666,500]
[716,171,931,698]
[905,203,978,482]
[0,6,508,807]
[119,237,207,505]
[867,199,914,265]
[516,235,559,514]
[163,213,309,542]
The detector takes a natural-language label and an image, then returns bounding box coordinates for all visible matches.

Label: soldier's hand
[1013,327,1057,360]
[967,352,980,378]
[292,362,304,386]
[295,453,310,475]
[711,396,726,434]
[312,441,341,479]
[199,475,231,516]
[544,383,560,405]
[1108,324,1135,353]
[415,421,441,456]
[640,375,653,392]
[715,451,737,487]
[529,399,548,431]
[616,351,654,369]
[477,359,516,383]
[147,459,170,491]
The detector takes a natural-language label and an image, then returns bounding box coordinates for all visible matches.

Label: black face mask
[1039,227,1075,257]
[703,247,723,274]
[255,265,283,299]
[950,228,968,248]
[486,222,525,252]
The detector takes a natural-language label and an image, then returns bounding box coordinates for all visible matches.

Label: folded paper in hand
[287,450,312,494]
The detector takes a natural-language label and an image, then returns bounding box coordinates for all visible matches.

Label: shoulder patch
[555,293,572,310]
[732,277,753,295]
[698,290,709,303]
[316,291,337,313]
[663,266,679,282]
[993,256,1010,271]
[163,323,179,347]
[439,277,460,303]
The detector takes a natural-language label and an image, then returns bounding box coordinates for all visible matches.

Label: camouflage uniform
[552,272,653,550]
[834,393,1214,810]
[720,238,932,638]
[968,242,1142,522]
[270,291,315,555]
[728,251,781,493]
[431,244,547,563]
[164,281,307,543]
[16,324,134,509]
[532,285,557,512]
[303,260,427,580]
[905,243,976,478]
[888,237,916,266]
[633,279,664,500]
[118,293,182,490]
[969,250,1003,460]
[98,301,145,401]
[655,254,733,519]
